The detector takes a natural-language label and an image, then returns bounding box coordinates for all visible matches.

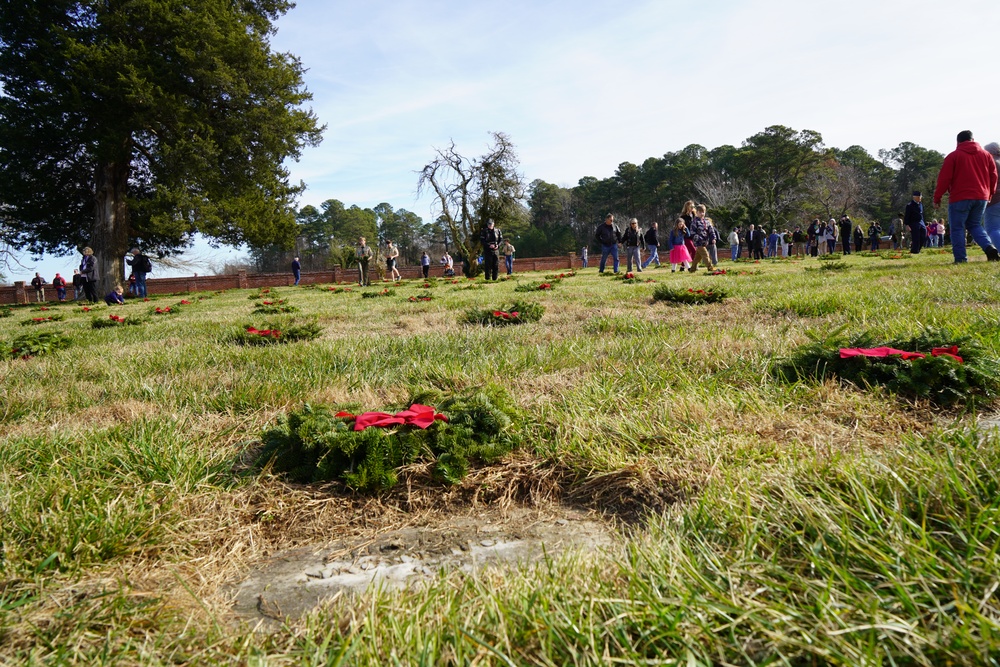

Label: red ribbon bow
[335,404,448,431]
[839,346,963,364]
[246,326,280,338]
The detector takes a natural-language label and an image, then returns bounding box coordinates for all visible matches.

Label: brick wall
[0,254,580,304]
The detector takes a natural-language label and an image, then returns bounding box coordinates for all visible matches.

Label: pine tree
[0,0,323,290]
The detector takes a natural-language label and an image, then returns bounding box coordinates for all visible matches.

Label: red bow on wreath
[839,346,963,364]
[335,403,448,431]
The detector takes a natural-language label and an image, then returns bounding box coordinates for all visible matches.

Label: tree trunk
[91,160,131,295]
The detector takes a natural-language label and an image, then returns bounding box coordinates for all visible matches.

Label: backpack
[138,255,153,273]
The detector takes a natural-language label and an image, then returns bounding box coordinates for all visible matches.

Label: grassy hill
[2,251,999,665]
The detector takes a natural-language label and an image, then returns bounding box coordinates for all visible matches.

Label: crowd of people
[585,130,1000,271]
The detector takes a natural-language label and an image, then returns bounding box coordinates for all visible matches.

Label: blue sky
[13,0,1000,282]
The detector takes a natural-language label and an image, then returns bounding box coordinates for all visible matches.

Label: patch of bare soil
[229,504,613,626]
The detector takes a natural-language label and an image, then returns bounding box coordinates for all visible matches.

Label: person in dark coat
[80,247,99,303]
[479,220,503,280]
[642,222,661,268]
[904,192,927,254]
[853,225,864,253]
[838,216,853,254]
[594,213,622,273]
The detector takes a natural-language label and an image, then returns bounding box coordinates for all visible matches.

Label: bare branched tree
[417,132,524,276]
[802,162,872,220]
[694,173,750,210]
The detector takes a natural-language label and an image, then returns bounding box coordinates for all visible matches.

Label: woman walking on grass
[679,200,698,259]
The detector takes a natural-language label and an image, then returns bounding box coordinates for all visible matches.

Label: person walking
[420,252,431,279]
[479,220,503,281]
[706,219,720,266]
[679,201,698,259]
[622,218,644,273]
[501,239,516,275]
[642,222,662,268]
[728,227,741,262]
[688,205,716,272]
[80,247,99,303]
[291,256,301,285]
[983,142,1000,251]
[668,219,692,272]
[933,130,1000,262]
[125,248,152,297]
[904,192,927,254]
[30,273,46,302]
[72,269,86,300]
[595,214,622,274]
[868,221,881,251]
[580,246,588,268]
[52,273,67,301]
[355,237,373,286]
[385,240,402,281]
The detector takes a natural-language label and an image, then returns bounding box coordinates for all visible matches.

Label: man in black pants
[480,220,503,281]
[839,215,853,254]
[904,192,926,254]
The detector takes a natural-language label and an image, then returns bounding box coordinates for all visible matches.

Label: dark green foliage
[230,321,321,346]
[91,314,148,328]
[4,331,71,360]
[0,0,323,293]
[818,261,849,271]
[652,285,728,304]
[0,307,11,318]
[252,303,300,315]
[255,387,523,492]
[19,313,65,325]
[773,326,1000,406]
[462,300,545,326]
[361,289,396,298]
[514,280,556,292]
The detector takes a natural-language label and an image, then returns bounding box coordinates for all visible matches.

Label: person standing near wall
[125,248,152,297]
[355,237,373,286]
[904,192,927,254]
[80,247,99,303]
[291,256,301,285]
[479,221,503,281]
[501,239,516,276]
[30,273,46,302]
[51,273,67,301]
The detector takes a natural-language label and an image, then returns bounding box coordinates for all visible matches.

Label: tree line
[265,125,945,273]
[0,1,947,284]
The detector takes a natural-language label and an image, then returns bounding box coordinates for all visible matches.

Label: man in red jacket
[934,130,1000,263]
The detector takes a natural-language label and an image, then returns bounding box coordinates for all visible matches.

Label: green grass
[1,251,1000,664]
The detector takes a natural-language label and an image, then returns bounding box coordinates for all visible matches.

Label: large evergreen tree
[0,0,323,290]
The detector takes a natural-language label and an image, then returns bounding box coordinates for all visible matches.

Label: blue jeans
[505,255,514,275]
[625,246,642,272]
[985,202,1000,249]
[293,270,301,285]
[642,245,660,268]
[730,245,740,261]
[948,199,990,262]
[599,244,619,273]
[134,272,147,298]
